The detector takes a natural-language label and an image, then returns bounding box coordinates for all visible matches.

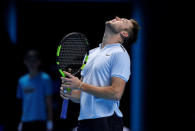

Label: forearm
[16,99,22,118]
[46,96,53,121]
[61,73,125,101]
[80,83,121,100]
[47,107,53,121]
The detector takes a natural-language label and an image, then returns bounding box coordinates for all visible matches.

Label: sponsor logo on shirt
[24,87,34,94]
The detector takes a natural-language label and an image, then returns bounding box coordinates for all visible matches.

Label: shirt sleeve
[110,51,131,82]
[44,76,53,96]
[81,54,88,77]
[16,79,22,99]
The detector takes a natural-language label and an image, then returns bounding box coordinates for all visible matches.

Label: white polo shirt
[79,43,131,120]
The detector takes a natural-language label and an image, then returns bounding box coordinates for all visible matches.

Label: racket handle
[59,69,72,93]
[63,88,71,93]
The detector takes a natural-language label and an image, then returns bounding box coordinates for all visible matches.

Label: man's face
[24,51,41,71]
[106,16,133,34]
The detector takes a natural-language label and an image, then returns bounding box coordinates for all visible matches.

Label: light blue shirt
[17,72,52,122]
[79,43,131,120]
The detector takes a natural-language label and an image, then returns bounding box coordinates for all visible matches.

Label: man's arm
[61,72,126,101]
[16,82,23,131]
[16,98,23,131]
[80,77,126,101]
[46,95,53,121]
[46,95,54,131]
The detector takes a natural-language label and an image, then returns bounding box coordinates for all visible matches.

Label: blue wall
[130,2,147,131]
[5,0,17,44]
[25,0,131,2]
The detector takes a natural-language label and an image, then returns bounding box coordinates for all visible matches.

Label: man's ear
[120,31,128,38]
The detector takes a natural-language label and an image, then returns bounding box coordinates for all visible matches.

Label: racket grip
[59,69,72,93]
[63,88,71,93]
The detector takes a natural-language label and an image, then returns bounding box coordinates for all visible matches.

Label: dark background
[0,0,194,131]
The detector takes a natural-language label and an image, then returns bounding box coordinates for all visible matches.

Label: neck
[102,26,121,48]
[29,70,39,77]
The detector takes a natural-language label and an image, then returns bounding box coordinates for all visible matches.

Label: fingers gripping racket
[56,32,89,93]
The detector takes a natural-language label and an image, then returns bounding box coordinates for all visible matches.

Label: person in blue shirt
[17,49,53,131]
[60,16,140,131]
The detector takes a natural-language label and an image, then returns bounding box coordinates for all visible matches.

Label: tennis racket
[56,32,89,93]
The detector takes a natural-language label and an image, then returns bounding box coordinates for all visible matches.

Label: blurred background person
[16,49,53,131]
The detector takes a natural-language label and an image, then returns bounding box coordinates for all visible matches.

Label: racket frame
[56,32,89,92]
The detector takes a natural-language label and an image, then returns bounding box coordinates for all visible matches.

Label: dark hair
[123,19,140,46]
[24,49,41,61]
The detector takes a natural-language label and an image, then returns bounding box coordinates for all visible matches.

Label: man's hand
[60,86,81,103]
[46,120,53,131]
[60,87,71,100]
[17,122,23,131]
[60,71,82,103]
[61,71,82,90]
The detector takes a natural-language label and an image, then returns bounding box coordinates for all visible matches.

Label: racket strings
[58,34,88,74]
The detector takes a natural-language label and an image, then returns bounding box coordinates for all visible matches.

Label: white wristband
[79,82,84,90]
[47,120,53,130]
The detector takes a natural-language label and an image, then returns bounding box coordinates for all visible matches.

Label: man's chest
[21,80,43,94]
[84,50,112,74]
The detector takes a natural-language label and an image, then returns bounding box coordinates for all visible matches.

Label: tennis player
[60,16,140,131]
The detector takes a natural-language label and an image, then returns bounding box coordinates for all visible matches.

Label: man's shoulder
[40,72,51,80]
[19,74,29,82]
[108,47,130,64]
[89,47,99,54]
[110,45,129,56]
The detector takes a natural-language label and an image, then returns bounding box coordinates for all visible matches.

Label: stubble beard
[105,21,120,34]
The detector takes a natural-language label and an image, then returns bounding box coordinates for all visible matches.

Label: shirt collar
[99,43,121,49]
